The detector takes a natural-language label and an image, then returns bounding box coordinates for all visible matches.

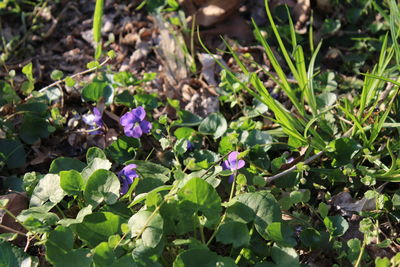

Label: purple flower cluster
[120,106,152,138]
[118,163,139,195]
[222,151,245,183]
[82,107,103,135]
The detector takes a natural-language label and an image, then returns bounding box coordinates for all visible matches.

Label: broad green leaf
[392,191,400,209]
[216,221,250,248]
[270,245,300,267]
[19,114,54,144]
[244,130,273,147]
[198,113,227,139]
[17,205,59,232]
[49,157,86,174]
[132,242,164,267]
[50,70,64,80]
[226,191,281,240]
[299,228,322,248]
[318,203,329,218]
[127,160,170,194]
[60,170,84,195]
[75,212,122,247]
[174,127,195,139]
[174,110,202,126]
[58,205,93,227]
[324,216,349,237]
[84,169,120,207]
[81,81,113,105]
[93,242,115,267]
[266,222,296,247]
[46,226,92,267]
[173,248,236,267]
[128,210,164,248]
[177,177,221,226]
[81,158,112,181]
[289,190,310,204]
[0,240,38,267]
[327,137,362,167]
[105,136,140,164]
[86,147,107,163]
[0,139,26,169]
[30,174,65,207]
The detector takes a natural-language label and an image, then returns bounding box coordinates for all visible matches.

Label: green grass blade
[93,0,104,60]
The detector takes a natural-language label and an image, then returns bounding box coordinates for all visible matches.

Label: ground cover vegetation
[1,0,400,266]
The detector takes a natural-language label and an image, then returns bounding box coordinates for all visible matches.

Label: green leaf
[174,127,195,139]
[318,202,329,218]
[0,139,26,169]
[270,245,300,267]
[114,91,134,107]
[93,242,115,267]
[49,157,86,174]
[266,222,296,247]
[128,210,164,248]
[0,81,20,107]
[226,191,281,240]
[46,226,92,267]
[324,216,349,237]
[81,158,112,181]
[76,212,122,247]
[128,160,170,194]
[198,113,227,139]
[84,169,120,207]
[105,136,140,164]
[19,114,54,144]
[50,70,64,81]
[177,178,221,226]
[0,240,38,267]
[392,191,400,209]
[244,130,273,147]
[58,205,93,227]
[375,257,391,267]
[132,242,164,267]
[173,248,236,267]
[65,76,76,87]
[289,190,310,204]
[299,228,322,248]
[216,221,250,248]
[17,206,58,234]
[30,174,66,207]
[60,170,84,195]
[327,137,362,167]
[81,81,113,104]
[175,110,202,126]
[86,147,107,163]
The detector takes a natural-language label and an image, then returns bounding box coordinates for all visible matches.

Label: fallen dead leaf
[0,193,28,245]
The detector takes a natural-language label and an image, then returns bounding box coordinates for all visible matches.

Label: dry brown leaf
[180,0,241,27]
[293,0,310,33]
[0,193,28,244]
[154,15,191,86]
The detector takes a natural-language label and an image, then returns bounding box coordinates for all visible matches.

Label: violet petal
[139,120,152,134]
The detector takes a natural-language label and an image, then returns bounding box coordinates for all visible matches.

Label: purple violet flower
[83,107,103,135]
[118,163,139,195]
[120,106,152,138]
[222,151,245,183]
[187,140,194,151]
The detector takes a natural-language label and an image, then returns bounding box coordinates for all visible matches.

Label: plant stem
[354,237,366,267]
[235,225,254,264]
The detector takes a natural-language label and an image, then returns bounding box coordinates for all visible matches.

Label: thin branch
[265,150,324,183]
